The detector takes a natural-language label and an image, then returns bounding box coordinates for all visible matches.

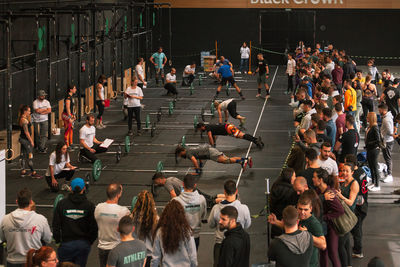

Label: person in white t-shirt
[124,77,144,136]
[79,114,108,163]
[45,141,77,192]
[95,183,130,267]
[240,42,250,74]
[135,57,147,89]
[32,90,51,153]
[164,68,177,96]
[317,142,339,181]
[182,62,196,86]
[286,53,296,95]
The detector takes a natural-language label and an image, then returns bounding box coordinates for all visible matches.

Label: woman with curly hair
[151,200,197,267]
[26,246,58,267]
[131,190,158,267]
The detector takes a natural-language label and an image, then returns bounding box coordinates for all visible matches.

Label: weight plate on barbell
[92,159,102,181]
[125,135,131,153]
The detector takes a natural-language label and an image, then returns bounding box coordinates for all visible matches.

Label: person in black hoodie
[270,168,298,238]
[218,206,250,267]
[268,205,313,267]
[53,178,98,267]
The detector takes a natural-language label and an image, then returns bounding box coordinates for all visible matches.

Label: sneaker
[383,174,393,183]
[127,130,133,135]
[239,117,246,127]
[31,173,43,179]
[393,189,400,195]
[241,95,246,100]
[247,157,253,168]
[256,94,261,98]
[96,125,104,129]
[394,199,400,204]
[61,183,71,192]
[256,137,265,149]
[369,186,381,192]
[352,253,364,259]
[242,160,248,171]
[20,171,27,177]
[137,130,142,136]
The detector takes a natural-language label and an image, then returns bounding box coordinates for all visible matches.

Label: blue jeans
[240,58,249,73]
[58,240,91,267]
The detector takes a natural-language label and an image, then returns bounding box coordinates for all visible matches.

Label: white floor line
[236,66,279,188]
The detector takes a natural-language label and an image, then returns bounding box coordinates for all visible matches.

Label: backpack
[356,167,369,206]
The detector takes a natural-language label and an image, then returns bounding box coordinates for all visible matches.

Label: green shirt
[299,215,324,267]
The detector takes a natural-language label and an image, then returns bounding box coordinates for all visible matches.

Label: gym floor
[5,65,400,267]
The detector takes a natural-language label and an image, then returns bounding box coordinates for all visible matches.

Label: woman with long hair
[312,168,344,267]
[131,190,158,267]
[151,200,197,267]
[62,84,77,149]
[365,112,382,191]
[337,162,360,267]
[26,246,58,267]
[270,167,297,237]
[361,75,377,128]
[96,75,107,129]
[18,105,41,178]
[45,141,77,192]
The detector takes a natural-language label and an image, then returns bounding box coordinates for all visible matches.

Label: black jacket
[218,224,250,267]
[365,125,381,150]
[270,181,297,220]
[52,192,98,244]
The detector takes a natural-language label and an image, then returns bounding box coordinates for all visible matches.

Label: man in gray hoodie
[379,103,394,183]
[0,188,52,267]
[174,174,207,250]
[208,180,251,267]
[268,205,313,267]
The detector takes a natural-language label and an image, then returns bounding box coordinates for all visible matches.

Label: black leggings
[96,100,105,120]
[128,107,141,131]
[164,83,178,95]
[287,75,294,93]
[338,232,351,267]
[367,147,380,186]
[45,170,75,192]
[361,98,374,127]
[227,101,239,119]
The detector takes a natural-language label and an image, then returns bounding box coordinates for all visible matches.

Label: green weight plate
[168,102,174,115]
[210,102,215,115]
[181,136,186,147]
[194,115,198,129]
[125,135,131,153]
[145,114,150,128]
[92,159,102,181]
[53,194,64,212]
[131,196,138,212]
[156,161,164,172]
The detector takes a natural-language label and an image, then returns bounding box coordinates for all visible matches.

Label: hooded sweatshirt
[0,209,52,264]
[268,230,313,267]
[52,192,98,244]
[218,224,250,267]
[381,111,394,143]
[208,199,251,244]
[174,191,207,238]
[151,229,197,267]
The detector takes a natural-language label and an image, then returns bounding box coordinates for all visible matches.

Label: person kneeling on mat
[79,114,108,163]
[214,98,246,127]
[164,68,178,96]
[175,144,253,174]
[196,122,264,149]
[45,141,77,192]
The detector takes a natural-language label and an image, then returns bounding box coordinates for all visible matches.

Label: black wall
[162,8,400,67]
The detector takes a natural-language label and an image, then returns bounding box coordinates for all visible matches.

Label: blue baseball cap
[71,178,85,192]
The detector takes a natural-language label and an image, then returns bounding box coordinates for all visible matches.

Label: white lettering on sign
[250,0,343,4]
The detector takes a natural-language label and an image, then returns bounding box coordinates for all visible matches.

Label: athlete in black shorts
[196,122,264,149]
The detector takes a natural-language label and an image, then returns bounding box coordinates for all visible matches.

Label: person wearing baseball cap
[32,90,51,153]
[52,178,98,267]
